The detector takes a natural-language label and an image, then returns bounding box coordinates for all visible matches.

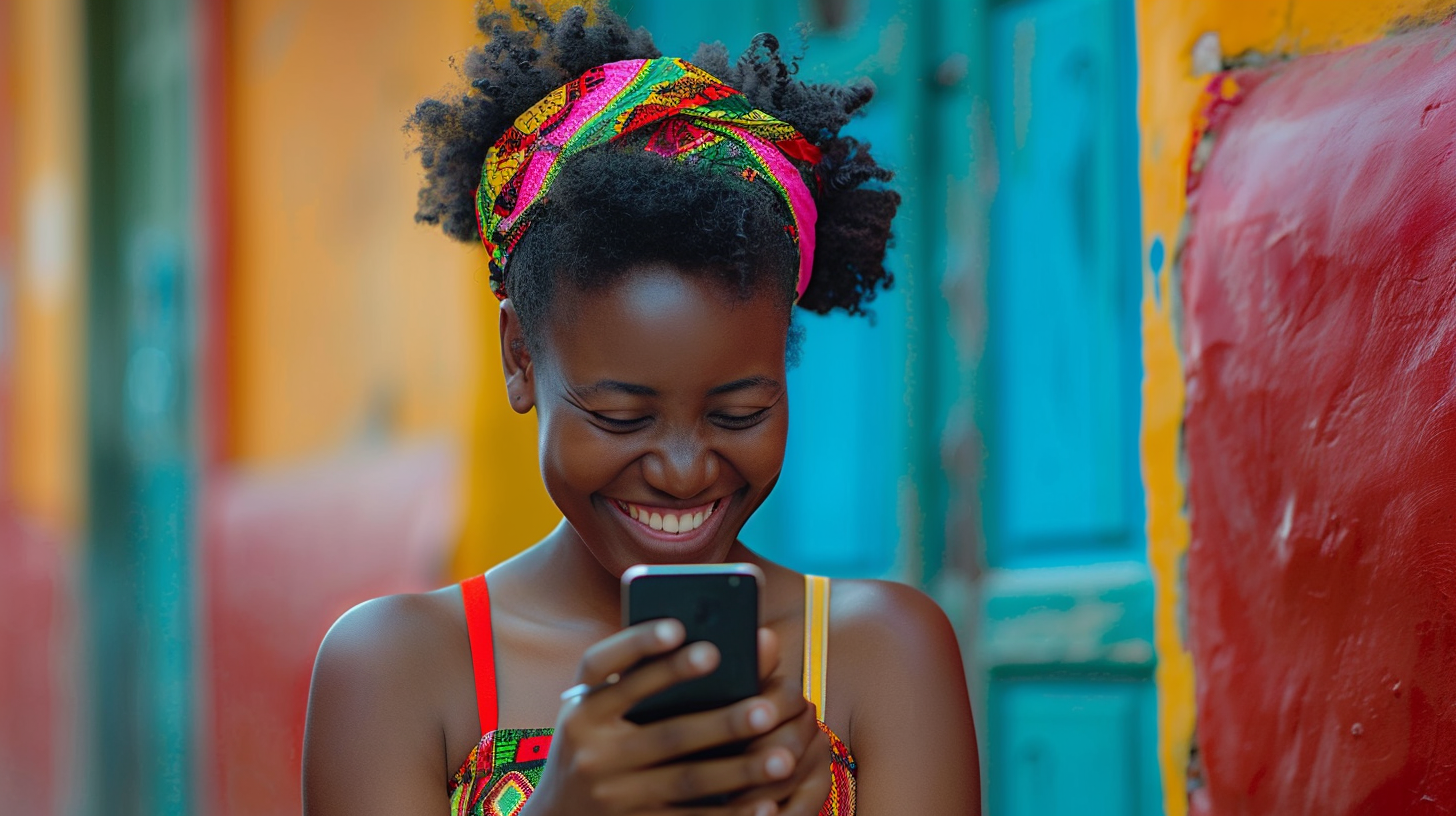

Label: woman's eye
[589,412,650,431]
[712,408,769,430]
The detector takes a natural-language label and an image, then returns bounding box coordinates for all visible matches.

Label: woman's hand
[521,621,826,816]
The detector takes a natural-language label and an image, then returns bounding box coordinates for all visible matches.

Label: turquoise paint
[979,562,1156,672]
[978,0,1159,812]
[84,0,197,813]
[992,681,1162,816]
[984,0,1144,567]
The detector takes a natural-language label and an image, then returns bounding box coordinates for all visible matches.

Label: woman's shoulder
[317,586,466,666]
[827,579,965,713]
[310,585,471,712]
[828,578,960,656]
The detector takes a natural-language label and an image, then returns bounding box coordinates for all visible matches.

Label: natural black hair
[408,2,899,342]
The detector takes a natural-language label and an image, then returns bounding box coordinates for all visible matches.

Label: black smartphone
[620,563,763,726]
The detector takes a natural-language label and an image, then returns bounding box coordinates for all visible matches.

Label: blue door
[980,0,1161,813]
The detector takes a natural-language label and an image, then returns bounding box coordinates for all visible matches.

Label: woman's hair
[408,2,899,339]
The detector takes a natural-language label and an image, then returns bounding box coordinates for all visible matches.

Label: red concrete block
[1182,22,1456,816]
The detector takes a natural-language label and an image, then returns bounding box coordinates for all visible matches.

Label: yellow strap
[801,574,831,721]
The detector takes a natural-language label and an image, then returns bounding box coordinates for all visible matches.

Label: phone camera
[728,576,741,587]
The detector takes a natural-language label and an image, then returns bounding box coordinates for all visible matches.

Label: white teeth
[620,502,719,534]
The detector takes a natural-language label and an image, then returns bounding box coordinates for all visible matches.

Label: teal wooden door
[978,0,1161,813]
[84,0,197,813]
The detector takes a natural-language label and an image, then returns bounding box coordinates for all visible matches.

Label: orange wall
[227,0,482,463]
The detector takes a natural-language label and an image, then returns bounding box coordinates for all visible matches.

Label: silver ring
[560,672,620,701]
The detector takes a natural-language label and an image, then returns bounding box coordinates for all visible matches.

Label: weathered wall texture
[1182,25,1456,814]
[1138,1,1456,814]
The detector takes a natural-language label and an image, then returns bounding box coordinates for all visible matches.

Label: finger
[577,618,686,686]
[777,762,834,816]
[738,725,829,805]
[586,640,721,717]
[744,706,818,762]
[618,689,791,767]
[757,627,781,682]
[753,670,810,728]
[596,745,799,809]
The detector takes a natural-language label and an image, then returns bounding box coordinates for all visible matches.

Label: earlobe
[498,299,536,415]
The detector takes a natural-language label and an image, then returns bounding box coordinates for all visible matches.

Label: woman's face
[505,265,791,575]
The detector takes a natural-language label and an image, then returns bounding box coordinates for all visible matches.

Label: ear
[499,299,536,415]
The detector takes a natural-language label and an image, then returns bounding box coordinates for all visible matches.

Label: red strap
[461,574,498,736]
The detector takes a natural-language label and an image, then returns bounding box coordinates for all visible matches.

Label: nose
[642,428,718,500]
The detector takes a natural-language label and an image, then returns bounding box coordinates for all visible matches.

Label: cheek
[536,412,627,504]
[728,414,790,486]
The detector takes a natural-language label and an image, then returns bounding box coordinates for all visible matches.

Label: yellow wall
[227,0,565,576]
[10,0,85,535]
[1135,2,1456,813]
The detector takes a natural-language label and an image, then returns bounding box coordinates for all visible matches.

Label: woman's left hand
[734,629,832,814]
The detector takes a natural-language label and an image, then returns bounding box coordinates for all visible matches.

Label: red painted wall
[1183,23,1456,816]
[205,443,459,816]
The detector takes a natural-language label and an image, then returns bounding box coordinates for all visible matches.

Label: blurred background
[8,0,1456,815]
[1,0,1150,812]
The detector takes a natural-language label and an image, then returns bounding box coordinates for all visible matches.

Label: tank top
[447,574,857,815]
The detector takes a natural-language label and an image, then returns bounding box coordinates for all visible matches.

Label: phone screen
[622,565,761,725]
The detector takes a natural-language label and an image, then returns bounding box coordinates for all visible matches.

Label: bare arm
[841,581,981,815]
[303,595,451,816]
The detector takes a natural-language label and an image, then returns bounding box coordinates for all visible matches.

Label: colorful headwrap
[475,57,822,301]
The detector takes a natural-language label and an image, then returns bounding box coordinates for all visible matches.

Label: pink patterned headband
[476,57,821,300]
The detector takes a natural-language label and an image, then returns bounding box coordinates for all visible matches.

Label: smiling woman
[301,4,980,816]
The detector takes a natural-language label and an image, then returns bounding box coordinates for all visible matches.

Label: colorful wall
[1137,1,1456,814]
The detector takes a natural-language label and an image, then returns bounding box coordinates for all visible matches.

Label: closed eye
[589,411,651,432]
[712,408,770,430]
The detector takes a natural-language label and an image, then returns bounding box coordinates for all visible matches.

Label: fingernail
[765,751,791,779]
[748,703,774,731]
[655,620,678,644]
[689,642,715,669]
[756,799,777,816]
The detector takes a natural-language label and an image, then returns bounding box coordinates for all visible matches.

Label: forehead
[542,266,789,387]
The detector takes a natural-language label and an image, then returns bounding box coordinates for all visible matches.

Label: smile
[612,499,721,535]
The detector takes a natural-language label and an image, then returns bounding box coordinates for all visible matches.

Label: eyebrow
[706,376,781,396]
[572,376,781,399]
[574,380,658,397]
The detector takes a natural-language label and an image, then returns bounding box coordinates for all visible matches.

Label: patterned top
[448,574,856,816]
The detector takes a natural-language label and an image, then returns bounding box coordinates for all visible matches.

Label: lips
[613,499,720,534]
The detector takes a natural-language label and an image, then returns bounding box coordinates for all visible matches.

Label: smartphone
[620,563,763,726]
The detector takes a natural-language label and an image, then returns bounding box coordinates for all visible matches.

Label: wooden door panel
[994,681,1160,816]
[986,0,1142,566]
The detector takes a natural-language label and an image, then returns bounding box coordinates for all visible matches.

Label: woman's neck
[498,520,626,630]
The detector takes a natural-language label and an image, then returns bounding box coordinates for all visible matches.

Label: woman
[302,5,980,815]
